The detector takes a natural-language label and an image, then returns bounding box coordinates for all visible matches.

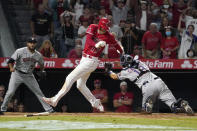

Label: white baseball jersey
[11,47,44,74]
[117,60,158,88]
[178,30,195,59]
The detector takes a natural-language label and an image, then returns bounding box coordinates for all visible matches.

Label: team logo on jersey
[181,60,193,68]
[23,58,36,62]
[62,59,74,68]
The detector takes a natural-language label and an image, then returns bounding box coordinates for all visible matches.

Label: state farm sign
[0,57,197,70]
[143,60,174,69]
[180,60,197,69]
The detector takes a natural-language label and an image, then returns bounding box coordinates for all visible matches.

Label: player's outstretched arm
[109,71,118,80]
[104,62,119,80]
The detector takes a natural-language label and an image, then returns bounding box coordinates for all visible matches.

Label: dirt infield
[1,112,196,119]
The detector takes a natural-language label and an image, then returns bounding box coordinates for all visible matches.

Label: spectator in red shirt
[79,6,94,25]
[168,0,192,28]
[100,0,111,15]
[113,81,134,113]
[160,26,179,59]
[91,79,108,112]
[131,45,144,59]
[152,0,163,7]
[67,44,82,58]
[39,40,58,58]
[142,23,162,59]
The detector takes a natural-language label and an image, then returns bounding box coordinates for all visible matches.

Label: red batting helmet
[98,17,110,32]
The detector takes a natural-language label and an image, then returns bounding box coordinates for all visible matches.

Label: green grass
[0,114,197,131]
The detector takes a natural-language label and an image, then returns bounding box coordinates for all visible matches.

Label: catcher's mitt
[104,62,112,74]
[36,70,47,81]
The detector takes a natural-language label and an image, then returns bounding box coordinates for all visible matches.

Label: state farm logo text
[35,60,55,67]
[144,60,173,69]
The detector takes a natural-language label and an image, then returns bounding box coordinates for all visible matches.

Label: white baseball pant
[52,56,99,107]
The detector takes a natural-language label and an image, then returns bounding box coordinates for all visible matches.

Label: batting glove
[95,41,106,48]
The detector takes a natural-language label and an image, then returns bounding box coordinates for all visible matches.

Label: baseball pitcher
[0,37,53,115]
[105,54,194,115]
[43,18,123,112]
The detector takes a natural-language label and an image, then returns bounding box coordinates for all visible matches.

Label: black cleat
[181,100,194,116]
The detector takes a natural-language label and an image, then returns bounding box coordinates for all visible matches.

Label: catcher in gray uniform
[105,54,194,115]
[0,37,53,115]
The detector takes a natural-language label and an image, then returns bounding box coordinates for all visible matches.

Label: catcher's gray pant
[1,70,53,112]
[141,78,177,109]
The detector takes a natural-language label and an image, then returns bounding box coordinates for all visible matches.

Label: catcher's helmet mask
[120,54,133,68]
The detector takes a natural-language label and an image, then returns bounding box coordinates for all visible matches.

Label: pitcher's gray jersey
[1,47,53,112]
[117,60,157,88]
[11,47,44,74]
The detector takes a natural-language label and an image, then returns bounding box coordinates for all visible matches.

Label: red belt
[82,53,96,59]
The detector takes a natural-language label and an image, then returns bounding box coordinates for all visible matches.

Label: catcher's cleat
[173,108,185,114]
[145,98,153,114]
[181,100,194,116]
[94,99,104,112]
[42,97,57,107]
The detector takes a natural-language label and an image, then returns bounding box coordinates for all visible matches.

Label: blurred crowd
[26,0,197,59]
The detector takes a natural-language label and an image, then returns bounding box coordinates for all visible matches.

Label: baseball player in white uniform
[0,37,54,115]
[105,54,194,115]
[42,18,123,112]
